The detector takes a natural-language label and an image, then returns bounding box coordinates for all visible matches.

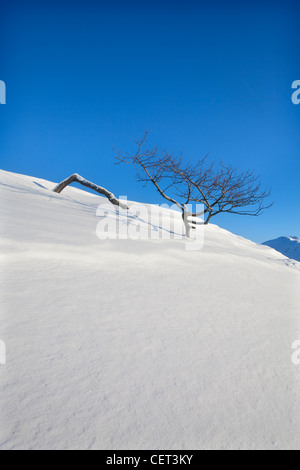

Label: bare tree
[115,131,272,234]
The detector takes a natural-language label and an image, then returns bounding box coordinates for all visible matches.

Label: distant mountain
[262,236,300,262]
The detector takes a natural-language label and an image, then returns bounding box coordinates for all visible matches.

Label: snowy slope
[0,169,300,450]
[263,236,300,262]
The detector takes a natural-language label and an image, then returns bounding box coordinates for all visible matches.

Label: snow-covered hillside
[263,236,300,263]
[0,169,300,450]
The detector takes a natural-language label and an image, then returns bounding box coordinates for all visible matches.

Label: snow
[0,169,300,450]
[263,236,300,263]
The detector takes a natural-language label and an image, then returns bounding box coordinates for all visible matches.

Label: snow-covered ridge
[0,169,300,450]
[0,169,292,263]
[263,236,300,262]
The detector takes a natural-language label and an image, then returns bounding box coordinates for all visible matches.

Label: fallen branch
[53,173,129,210]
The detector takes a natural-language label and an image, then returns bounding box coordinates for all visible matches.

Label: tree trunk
[182,205,196,238]
[53,174,129,210]
[182,205,205,237]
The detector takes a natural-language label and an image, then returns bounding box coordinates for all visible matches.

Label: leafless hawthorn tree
[115,131,272,235]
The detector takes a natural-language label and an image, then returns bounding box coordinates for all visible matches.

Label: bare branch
[53,173,129,210]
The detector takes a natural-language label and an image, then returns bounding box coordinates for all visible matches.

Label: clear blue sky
[0,0,299,242]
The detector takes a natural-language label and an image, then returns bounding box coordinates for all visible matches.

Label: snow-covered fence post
[53,173,129,210]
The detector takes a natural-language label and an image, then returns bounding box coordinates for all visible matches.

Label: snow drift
[0,169,299,450]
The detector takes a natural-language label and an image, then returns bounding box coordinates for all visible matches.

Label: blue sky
[0,0,299,242]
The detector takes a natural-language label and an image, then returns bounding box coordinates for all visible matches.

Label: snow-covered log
[53,173,129,210]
